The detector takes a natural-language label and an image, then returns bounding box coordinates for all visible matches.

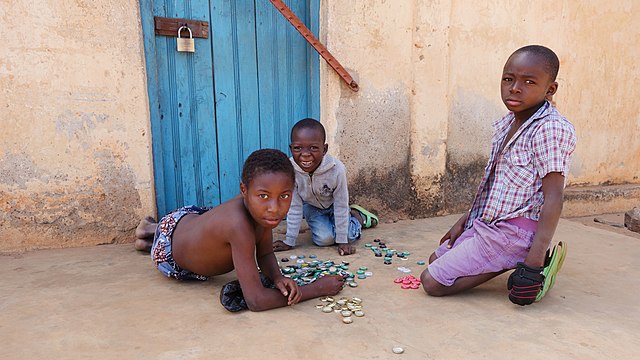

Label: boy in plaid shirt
[420,45,577,305]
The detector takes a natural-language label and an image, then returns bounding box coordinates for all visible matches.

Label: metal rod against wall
[268,0,359,92]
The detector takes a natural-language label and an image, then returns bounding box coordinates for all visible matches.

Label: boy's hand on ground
[507,262,544,306]
[338,243,356,256]
[274,277,301,306]
[272,240,292,252]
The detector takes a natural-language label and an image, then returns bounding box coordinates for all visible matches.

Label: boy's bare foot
[350,206,378,228]
[136,216,157,239]
[338,243,356,256]
[273,240,292,252]
[351,209,364,225]
[134,238,153,252]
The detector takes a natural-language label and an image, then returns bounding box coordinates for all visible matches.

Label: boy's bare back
[171,195,266,277]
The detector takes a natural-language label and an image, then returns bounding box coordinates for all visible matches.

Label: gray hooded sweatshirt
[284,154,350,246]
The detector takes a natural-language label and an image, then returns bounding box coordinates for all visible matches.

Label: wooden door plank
[187,5,220,208]
[146,0,221,214]
[211,0,260,200]
[171,1,196,208]
[154,34,180,211]
[140,0,167,215]
[211,0,241,201]
[173,0,218,208]
[288,0,311,127]
[257,0,319,154]
[255,0,279,150]
[235,0,261,163]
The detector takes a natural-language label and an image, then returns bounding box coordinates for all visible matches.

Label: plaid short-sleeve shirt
[465,101,577,230]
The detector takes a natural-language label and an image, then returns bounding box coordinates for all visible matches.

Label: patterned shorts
[151,205,211,280]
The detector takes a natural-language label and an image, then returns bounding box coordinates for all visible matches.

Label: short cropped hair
[291,118,326,143]
[511,45,560,81]
[241,149,294,186]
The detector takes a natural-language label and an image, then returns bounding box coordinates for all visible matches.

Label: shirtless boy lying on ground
[135,149,344,311]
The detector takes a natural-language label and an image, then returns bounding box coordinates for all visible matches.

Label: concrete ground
[1,214,639,359]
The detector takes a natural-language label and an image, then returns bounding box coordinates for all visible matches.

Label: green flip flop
[350,204,379,229]
[536,241,567,301]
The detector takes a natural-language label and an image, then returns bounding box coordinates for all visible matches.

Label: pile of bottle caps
[316,296,365,324]
[279,256,358,287]
[393,274,422,289]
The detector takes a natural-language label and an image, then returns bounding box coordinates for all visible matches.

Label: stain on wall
[335,85,445,219]
[0,148,141,252]
[55,110,109,140]
[441,88,503,213]
[442,154,486,214]
[0,151,51,188]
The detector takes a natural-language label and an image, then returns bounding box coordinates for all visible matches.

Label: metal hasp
[154,16,209,39]
[269,0,359,92]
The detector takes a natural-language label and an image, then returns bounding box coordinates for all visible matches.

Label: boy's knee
[313,234,335,247]
[428,252,438,264]
[420,269,447,297]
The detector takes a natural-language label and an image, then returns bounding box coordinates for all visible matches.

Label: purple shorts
[428,217,537,286]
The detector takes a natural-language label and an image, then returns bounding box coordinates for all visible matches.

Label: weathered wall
[0,1,154,252]
[321,0,640,219]
[2,0,639,252]
[321,1,425,219]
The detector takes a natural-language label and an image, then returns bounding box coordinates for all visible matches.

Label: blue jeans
[303,204,362,246]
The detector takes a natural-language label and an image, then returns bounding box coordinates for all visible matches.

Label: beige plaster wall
[321,1,427,217]
[321,0,640,218]
[2,0,638,251]
[0,0,154,252]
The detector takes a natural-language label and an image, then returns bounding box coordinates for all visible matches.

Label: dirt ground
[1,213,639,359]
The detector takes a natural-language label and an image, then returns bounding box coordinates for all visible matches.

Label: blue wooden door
[140,0,320,216]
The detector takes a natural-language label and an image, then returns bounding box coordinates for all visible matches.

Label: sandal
[536,241,567,301]
[350,204,379,229]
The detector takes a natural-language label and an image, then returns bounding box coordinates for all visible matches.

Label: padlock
[176,25,195,53]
